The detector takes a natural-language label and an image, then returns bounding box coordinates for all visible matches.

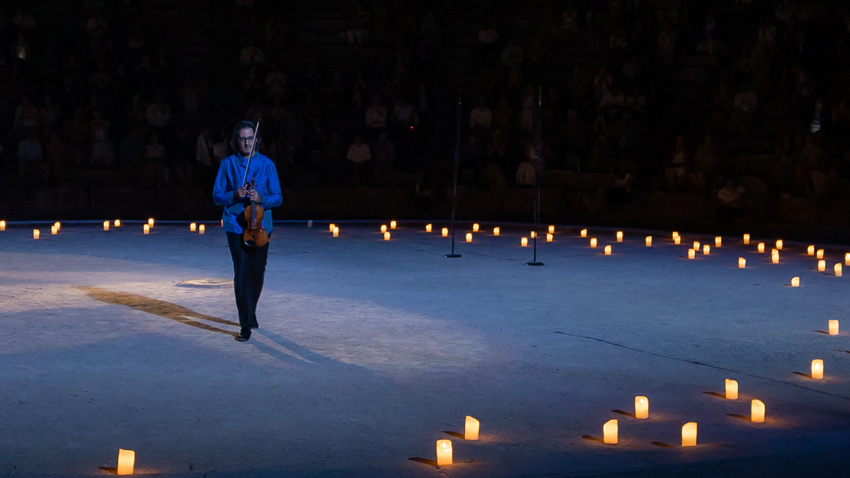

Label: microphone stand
[527,87,544,266]
[446,93,462,258]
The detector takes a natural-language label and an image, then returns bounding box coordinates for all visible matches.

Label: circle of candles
[616,231,623,242]
[580,228,587,238]
[117,449,135,475]
[751,400,765,423]
[436,439,452,466]
[521,237,528,247]
[828,320,839,335]
[635,396,649,419]
[199,224,205,235]
[743,233,750,245]
[771,249,779,264]
[818,260,826,271]
[757,243,765,253]
[190,223,197,232]
[329,223,336,232]
[703,245,710,255]
[589,238,597,248]
[148,218,155,228]
[390,220,397,229]
[114,219,120,227]
[738,257,746,268]
[715,236,722,247]
[645,236,652,247]
[548,225,555,234]
[51,225,57,235]
[425,224,432,233]
[603,419,618,444]
[54,221,61,231]
[0,220,5,231]
[103,221,109,231]
[693,241,700,251]
[835,264,843,277]
[808,245,815,256]
[674,236,681,245]
[681,422,697,447]
[380,225,387,233]
[465,233,472,242]
[384,232,391,241]
[493,227,500,236]
[776,240,783,250]
[791,277,800,287]
[725,379,738,399]
[546,233,553,242]
[33,229,40,239]
[688,249,695,259]
[472,223,479,232]
[811,359,824,379]
[604,245,612,255]
[817,249,824,260]
[143,224,150,234]
[465,416,480,441]
[332,226,338,237]
[442,228,449,237]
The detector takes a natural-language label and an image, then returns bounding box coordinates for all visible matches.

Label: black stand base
[445,253,462,258]
[525,261,544,266]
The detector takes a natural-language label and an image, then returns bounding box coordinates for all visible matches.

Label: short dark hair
[230,120,262,150]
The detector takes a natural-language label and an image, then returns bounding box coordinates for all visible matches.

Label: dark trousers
[226,231,270,334]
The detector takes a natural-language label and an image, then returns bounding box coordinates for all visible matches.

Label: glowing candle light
[846,253,850,266]
[758,243,765,253]
[33,229,40,240]
[811,359,823,379]
[818,260,826,271]
[725,379,738,399]
[546,233,553,242]
[117,449,135,475]
[646,236,652,247]
[743,233,750,245]
[772,249,779,264]
[548,225,555,234]
[466,233,472,243]
[703,245,710,255]
[425,224,432,233]
[442,228,448,237]
[808,245,815,256]
[751,400,765,423]
[829,320,839,335]
[693,241,700,251]
[616,231,623,242]
[114,220,120,227]
[51,225,57,235]
[384,232,391,241]
[817,249,824,260]
[465,416,480,440]
[0,220,5,231]
[493,227,500,236]
[635,396,649,419]
[199,225,205,235]
[715,236,722,247]
[580,229,587,238]
[521,237,528,247]
[530,231,537,239]
[590,238,597,248]
[681,422,697,447]
[473,223,480,232]
[332,227,338,237]
[103,221,109,231]
[54,222,61,231]
[776,240,783,250]
[190,223,197,232]
[143,224,150,234]
[672,231,679,239]
[604,245,612,255]
[738,257,746,268]
[674,236,681,245]
[220,219,223,227]
[835,264,843,277]
[148,218,154,228]
[688,249,695,259]
[390,221,397,229]
[329,223,335,232]
[436,439,452,466]
[791,277,800,287]
[603,419,618,444]
[381,225,387,233]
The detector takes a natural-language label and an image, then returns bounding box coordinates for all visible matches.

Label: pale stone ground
[0,222,848,477]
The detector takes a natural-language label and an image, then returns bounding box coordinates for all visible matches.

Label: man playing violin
[213,120,283,342]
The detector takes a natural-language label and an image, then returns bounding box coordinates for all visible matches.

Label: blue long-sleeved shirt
[213,152,282,234]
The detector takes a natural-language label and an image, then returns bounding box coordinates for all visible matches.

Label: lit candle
[835,264,843,277]
[493,227,500,236]
[829,320,839,335]
[672,231,679,239]
[465,416,480,441]
[117,449,135,476]
[674,236,681,245]
[329,223,335,232]
[521,237,528,247]
[473,223,479,232]
[590,238,597,248]
[384,232,391,241]
[791,277,800,287]
[143,224,150,234]
[332,226,338,237]
[715,236,722,247]
[442,228,448,237]
[466,233,472,242]
[436,439,452,466]
[681,422,697,447]
[693,241,700,251]
[703,245,710,255]
[103,221,109,231]
[603,419,618,444]
[846,253,850,266]
[635,396,649,419]
[0,220,5,231]
[645,236,652,247]
[190,223,197,232]
[546,233,553,242]
[738,257,746,268]
[580,228,587,238]
[54,222,61,231]
[604,245,612,255]
[426,224,432,233]
[817,249,824,259]
[725,379,738,399]
[776,240,783,250]
[811,359,823,379]
[818,260,826,271]
[530,231,536,239]
[751,399,765,423]
[199,225,205,235]
[390,221,397,229]
[772,249,779,264]
[148,218,154,228]
[381,225,387,233]
[688,249,695,259]
[616,231,623,242]
[33,229,40,240]
[548,225,555,234]
[808,245,815,256]
[51,225,57,235]
[743,233,750,245]
[758,243,765,253]
[114,220,120,227]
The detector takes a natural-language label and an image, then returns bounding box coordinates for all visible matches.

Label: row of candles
[16,219,215,239]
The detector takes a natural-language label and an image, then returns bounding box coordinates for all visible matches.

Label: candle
[776,240,783,250]
[817,249,824,259]
[426,224,432,233]
[332,226,338,237]
[329,223,335,232]
[751,399,765,423]
[811,359,823,379]
[693,241,700,251]
[818,260,826,271]
[604,245,612,255]
[307,220,313,227]
[493,227,500,236]
[190,223,197,232]
[791,277,800,287]
[548,225,555,234]
[616,231,623,242]
[390,221,397,229]
[521,237,528,247]
[465,416,480,441]
[143,224,150,234]
[835,264,843,277]
[725,379,738,399]
[808,245,815,256]
[703,245,710,255]
[772,249,779,264]
[54,222,61,231]
[635,396,649,419]
[580,228,587,238]
[603,419,618,444]
[757,243,765,253]
[384,232,391,241]
[646,236,652,247]
[466,233,472,242]
[114,220,120,227]
[0,220,5,231]
[743,233,750,245]
[589,238,597,248]
[738,257,746,268]
[530,231,536,239]
[546,233,553,242]
[681,422,697,447]
[473,223,479,232]
[829,320,839,335]
[33,229,40,240]
[442,228,448,237]
[846,253,850,266]
[148,218,154,228]
[688,249,695,259]
[381,225,387,233]
[674,236,681,245]
[117,449,135,476]
[436,439,452,466]
[199,224,205,235]
[672,231,679,239]
[103,221,109,231]
[715,236,722,247]
[51,225,57,235]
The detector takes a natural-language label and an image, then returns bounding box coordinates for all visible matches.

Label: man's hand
[248,189,262,203]
[236,184,249,199]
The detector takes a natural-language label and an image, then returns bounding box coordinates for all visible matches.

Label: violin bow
[240,120,261,187]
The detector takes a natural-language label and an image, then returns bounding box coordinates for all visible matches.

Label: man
[213,121,283,342]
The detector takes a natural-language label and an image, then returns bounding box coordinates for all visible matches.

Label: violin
[242,177,269,248]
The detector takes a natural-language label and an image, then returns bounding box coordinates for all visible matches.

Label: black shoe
[235,333,251,342]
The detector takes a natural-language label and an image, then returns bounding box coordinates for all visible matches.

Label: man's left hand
[248,189,262,203]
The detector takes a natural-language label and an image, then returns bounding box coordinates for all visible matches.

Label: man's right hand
[236,184,249,198]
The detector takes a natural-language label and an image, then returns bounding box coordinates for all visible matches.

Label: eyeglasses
[238,136,255,143]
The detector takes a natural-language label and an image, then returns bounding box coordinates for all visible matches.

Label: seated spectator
[265,65,286,98]
[240,38,264,66]
[39,94,60,142]
[469,96,493,132]
[346,5,370,44]
[478,19,498,45]
[728,84,757,135]
[12,34,29,62]
[516,158,535,187]
[146,93,171,130]
[372,132,395,185]
[14,95,38,138]
[390,96,416,127]
[690,135,720,192]
[346,135,371,184]
[13,9,37,31]
[364,95,387,141]
[665,134,689,192]
[144,133,167,187]
[45,131,65,183]
[17,128,45,181]
[89,110,114,167]
[716,178,745,223]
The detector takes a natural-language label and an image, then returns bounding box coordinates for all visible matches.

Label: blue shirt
[213,153,283,234]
